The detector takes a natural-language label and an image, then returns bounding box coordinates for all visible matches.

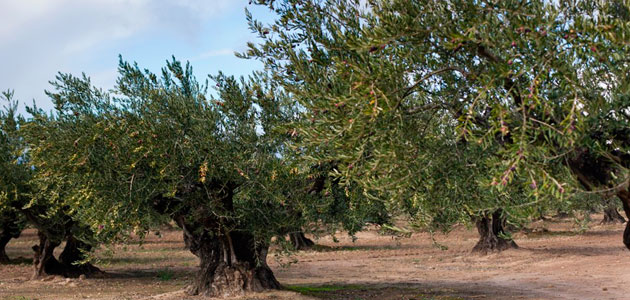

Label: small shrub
[156,268,174,281]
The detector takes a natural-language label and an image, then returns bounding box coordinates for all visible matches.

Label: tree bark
[31,231,63,279]
[0,213,24,264]
[32,232,100,279]
[58,235,101,277]
[616,189,630,250]
[0,232,12,264]
[472,210,518,254]
[180,226,280,297]
[601,203,626,224]
[170,181,281,297]
[289,231,315,250]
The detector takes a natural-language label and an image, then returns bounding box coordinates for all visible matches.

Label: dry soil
[1,215,629,300]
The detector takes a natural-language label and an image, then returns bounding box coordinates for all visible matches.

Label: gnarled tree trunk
[0,213,24,264]
[32,231,63,279]
[58,235,101,277]
[617,189,630,250]
[172,183,280,297]
[32,232,100,279]
[0,232,12,264]
[289,231,314,250]
[472,210,518,254]
[601,203,626,224]
[179,225,280,297]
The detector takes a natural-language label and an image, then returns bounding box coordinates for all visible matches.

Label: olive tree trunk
[289,231,314,250]
[472,210,518,254]
[0,214,23,264]
[173,188,280,297]
[617,189,630,250]
[169,181,282,297]
[601,204,626,224]
[32,231,63,279]
[58,235,101,277]
[0,232,12,264]
[32,231,100,279]
[177,221,280,297]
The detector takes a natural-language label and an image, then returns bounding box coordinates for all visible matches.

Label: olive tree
[0,91,28,263]
[0,91,101,277]
[23,58,310,296]
[244,0,630,251]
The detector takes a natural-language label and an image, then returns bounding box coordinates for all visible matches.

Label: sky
[0,0,275,114]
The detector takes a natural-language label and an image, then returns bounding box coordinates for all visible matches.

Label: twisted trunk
[32,231,62,279]
[0,212,24,264]
[472,210,518,254]
[617,189,630,250]
[58,235,101,277]
[289,231,314,250]
[601,203,626,224]
[172,183,280,297]
[568,150,630,247]
[177,219,280,297]
[0,232,12,264]
[32,231,100,279]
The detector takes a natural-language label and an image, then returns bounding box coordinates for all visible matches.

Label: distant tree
[600,196,625,224]
[1,91,100,277]
[0,91,28,263]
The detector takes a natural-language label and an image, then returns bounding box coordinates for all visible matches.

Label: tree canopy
[244,0,630,244]
[0,91,29,263]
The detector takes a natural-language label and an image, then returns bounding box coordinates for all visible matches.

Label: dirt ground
[1,215,629,300]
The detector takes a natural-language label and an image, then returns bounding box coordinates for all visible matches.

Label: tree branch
[476,44,522,106]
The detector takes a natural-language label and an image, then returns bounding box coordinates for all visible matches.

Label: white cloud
[0,0,235,44]
[0,0,241,112]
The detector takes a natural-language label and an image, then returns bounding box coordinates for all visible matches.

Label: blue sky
[0,0,275,113]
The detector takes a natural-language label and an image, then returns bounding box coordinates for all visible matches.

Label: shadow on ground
[525,245,623,256]
[285,281,541,300]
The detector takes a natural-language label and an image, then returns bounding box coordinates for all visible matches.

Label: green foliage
[246,0,630,231]
[22,56,305,248]
[0,91,28,238]
[1,90,96,263]
[156,268,175,281]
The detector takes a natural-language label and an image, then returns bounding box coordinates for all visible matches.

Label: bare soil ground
[1,215,629,300]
